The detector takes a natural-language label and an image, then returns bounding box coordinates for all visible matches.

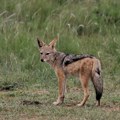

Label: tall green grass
[0,0,120,89]
[0,0,120,92]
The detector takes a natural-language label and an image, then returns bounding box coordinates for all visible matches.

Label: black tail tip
[96,92,102,100]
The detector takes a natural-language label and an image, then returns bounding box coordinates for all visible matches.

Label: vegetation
[0,0,120,119]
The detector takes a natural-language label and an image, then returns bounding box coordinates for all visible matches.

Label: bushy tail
[92,58,103,101]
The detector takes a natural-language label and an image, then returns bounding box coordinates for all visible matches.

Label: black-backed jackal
[37,36,103,106]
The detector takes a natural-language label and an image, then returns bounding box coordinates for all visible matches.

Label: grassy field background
[0,0,120,120]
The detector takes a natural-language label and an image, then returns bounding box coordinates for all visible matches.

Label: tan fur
[37,37,103,106]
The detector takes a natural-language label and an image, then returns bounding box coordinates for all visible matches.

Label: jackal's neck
[50,52,66,68]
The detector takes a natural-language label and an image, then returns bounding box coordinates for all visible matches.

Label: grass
[0,0,120,119]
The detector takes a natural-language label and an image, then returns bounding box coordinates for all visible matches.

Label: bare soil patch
[0,83,18,91]
[22,100,42,105]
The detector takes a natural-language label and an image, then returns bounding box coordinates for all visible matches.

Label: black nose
[41,59,44,62]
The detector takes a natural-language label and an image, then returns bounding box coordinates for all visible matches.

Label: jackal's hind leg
[96,99,100,106]
[77,75,90,107]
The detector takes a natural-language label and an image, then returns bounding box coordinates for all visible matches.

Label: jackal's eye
[46,53,50,55]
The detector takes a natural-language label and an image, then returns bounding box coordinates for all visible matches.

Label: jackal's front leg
[53,69,66,105]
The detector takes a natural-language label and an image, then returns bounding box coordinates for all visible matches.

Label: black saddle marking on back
[62,54,94,66]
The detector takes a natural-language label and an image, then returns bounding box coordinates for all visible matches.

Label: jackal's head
[37,36,58,63]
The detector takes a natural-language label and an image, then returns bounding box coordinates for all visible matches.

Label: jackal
[37,36,103,106]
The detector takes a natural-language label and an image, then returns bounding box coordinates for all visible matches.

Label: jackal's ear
[49,36,59,49]
[37,38,45,48]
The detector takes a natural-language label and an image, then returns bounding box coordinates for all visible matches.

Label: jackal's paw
[53,101,62,106]
[77,103,84,107]
[96,101,100,107]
